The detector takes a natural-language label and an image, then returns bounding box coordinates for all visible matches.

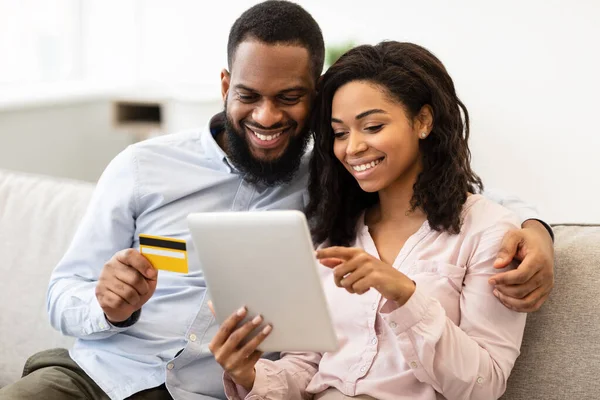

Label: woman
[209,41,526,400]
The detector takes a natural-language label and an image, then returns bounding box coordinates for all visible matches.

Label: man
[0,1,554,399]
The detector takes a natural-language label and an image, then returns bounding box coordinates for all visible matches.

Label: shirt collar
[201,112,238,173]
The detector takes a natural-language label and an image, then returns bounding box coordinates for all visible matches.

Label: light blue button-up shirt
[47,113,309,400]
[46,113,547,400]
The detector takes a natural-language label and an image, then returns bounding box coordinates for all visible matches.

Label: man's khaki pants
[0,348,172,400]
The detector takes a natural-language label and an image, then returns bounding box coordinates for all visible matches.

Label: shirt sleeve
[223,352,321,400]
[380,218,527,400]
[482,187,553,239]
[46,146,140,339]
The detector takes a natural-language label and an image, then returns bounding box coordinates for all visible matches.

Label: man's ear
[221,69,231,102]
[309,74,324,100]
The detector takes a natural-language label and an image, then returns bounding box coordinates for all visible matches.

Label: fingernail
[236,307,246,316]
[262,325,272,335]
[146,268,155,277]
[494,258,503,265]
[493,289,499,297]
[252,315,263,325]
[489,279,497,286]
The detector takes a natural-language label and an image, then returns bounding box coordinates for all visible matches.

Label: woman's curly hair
[306,41,483,246]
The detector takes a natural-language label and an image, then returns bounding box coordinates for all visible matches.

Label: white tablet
[187,210,338,353]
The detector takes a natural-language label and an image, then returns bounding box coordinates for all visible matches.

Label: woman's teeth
[352,159,382,172]
[252,130,282,141]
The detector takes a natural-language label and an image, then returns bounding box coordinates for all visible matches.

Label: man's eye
[238,94,257,102]
[279,95,301,104]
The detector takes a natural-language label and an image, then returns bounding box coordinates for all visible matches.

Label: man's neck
[208,112,227,150]
[215,130,227,154]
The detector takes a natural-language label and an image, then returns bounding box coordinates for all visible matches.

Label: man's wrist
[523,219,554,242]
[106,309,141,328]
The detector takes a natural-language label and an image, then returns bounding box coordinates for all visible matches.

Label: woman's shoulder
[461,194,521,237]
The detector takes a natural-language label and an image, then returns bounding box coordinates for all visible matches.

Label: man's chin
[223,114,309,186]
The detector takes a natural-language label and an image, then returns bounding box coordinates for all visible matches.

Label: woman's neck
[367,172,426,227]
[364,173,427,266]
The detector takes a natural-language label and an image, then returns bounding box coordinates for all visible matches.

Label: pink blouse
[224,195,527,400]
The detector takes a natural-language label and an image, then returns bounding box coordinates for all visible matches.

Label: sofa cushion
[0,169,94,387]
[502,225,600,399]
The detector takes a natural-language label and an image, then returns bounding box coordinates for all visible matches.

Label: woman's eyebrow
[355,109,387,120]
[331,109,388,124]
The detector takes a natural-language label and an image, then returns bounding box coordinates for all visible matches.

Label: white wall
[131,0,600,224]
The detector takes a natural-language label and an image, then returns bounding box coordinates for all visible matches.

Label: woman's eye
[365,124,383,133]
[333,131,348,139]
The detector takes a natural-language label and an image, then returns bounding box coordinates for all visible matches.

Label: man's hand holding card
[96,248,158,324]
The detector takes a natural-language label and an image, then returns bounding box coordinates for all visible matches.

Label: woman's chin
[356,180,381,193]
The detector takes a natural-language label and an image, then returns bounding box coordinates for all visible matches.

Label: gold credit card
[139,234,188,273]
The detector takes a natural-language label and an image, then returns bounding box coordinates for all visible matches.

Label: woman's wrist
[237,369,256,392]
[392,279,416,306]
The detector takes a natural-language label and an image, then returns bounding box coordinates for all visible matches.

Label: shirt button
[410,361,418,369]
[189,333,197,342]
[167,363,174,370]
[476,376,484,384]
[360,366,367,373]
[372,303,377,310]
[389,322,397,329]
[371,338,378,345]
[99,322,106,329]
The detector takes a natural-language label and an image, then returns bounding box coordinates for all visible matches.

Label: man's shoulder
[130,129,203,154]
[127,129,216,169]
[118,128,224,187]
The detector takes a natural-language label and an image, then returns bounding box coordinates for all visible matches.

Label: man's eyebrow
[331,109,388,124]
[233,84,308,94]
[233,84,257,92]
[279,86,309,94]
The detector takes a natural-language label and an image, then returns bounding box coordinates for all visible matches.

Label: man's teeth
[252,130,282,141]
[352,159,382,172]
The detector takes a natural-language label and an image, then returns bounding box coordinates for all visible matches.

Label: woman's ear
[416,104,434,138]
[221,69,231,102]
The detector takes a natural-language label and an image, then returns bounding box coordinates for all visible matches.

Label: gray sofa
[1,168,598,399]
[502,224,600,399]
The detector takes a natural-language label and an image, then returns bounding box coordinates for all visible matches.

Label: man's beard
[223,106,311,187]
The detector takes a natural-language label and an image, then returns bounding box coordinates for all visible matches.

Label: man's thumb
[494,230,520,268]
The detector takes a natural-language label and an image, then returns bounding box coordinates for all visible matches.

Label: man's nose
[252,100,284,129]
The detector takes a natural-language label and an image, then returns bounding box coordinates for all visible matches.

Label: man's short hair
[227,0,325,81]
